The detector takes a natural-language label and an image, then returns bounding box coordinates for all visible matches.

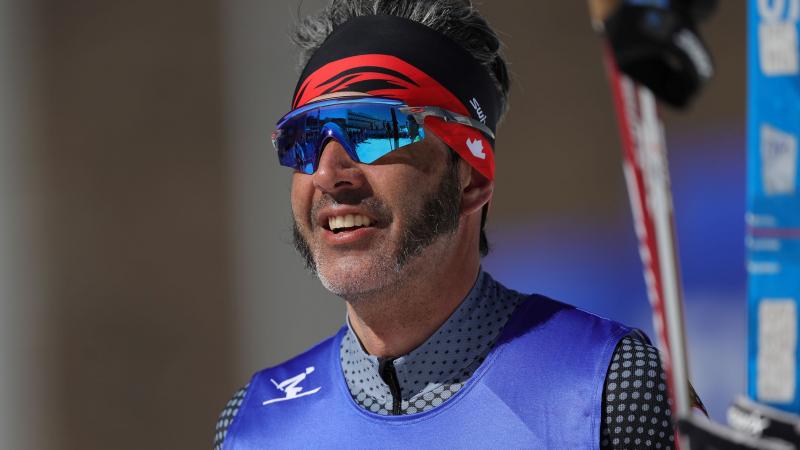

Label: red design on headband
[293,54,494,180]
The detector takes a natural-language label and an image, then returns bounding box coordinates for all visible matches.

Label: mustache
[309,193,393,227]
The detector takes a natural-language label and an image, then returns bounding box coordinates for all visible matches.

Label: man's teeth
[328,214,372,230]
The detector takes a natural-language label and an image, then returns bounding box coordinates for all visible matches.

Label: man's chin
[315,254,400,298]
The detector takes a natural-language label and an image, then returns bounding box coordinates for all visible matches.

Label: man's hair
[292,0,510,256]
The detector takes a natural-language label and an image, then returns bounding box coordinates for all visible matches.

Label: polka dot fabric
[213,384,248,450]
[341,332,394,415]
[599,336,675,450]
[340,270,526,415]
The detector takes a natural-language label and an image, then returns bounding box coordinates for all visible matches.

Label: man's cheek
[290,198,313,233]
[290,176,314,226]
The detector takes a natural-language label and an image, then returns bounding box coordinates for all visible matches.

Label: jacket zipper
[378,358,402,415]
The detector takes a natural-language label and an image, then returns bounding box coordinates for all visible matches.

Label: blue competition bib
[747,0,800,413]
[223,296,629,449]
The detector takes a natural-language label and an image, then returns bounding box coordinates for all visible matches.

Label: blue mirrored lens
[274,100,425,173]
[275,109,320,174]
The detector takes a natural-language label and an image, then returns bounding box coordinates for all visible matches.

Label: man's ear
[459,161,494,217]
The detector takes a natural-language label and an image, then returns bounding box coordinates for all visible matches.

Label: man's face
[290,128,462,299]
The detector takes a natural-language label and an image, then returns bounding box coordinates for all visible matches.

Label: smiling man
[214,1,689,449]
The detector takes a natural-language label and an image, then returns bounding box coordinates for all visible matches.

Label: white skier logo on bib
[263,366,321,405]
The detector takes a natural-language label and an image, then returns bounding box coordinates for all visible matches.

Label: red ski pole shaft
[587,0,693,431]
[604,50,692,419]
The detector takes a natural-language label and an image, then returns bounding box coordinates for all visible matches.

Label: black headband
[292,15,501,135]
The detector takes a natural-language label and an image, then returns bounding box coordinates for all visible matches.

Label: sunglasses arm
[399,106,495,140]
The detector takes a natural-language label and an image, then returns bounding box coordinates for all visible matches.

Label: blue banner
[747,0,800,413]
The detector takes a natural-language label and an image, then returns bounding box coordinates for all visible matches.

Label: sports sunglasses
[272,97,494,174]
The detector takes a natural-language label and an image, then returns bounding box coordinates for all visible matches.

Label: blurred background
[0,0,744,448]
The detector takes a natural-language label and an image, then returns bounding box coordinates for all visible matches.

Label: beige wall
[30,1,235,448]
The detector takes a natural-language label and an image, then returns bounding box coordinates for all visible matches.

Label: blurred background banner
[0,1,744,448]
[746,0,800,414]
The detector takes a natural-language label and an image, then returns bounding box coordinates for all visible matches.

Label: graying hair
[292,0,510,121]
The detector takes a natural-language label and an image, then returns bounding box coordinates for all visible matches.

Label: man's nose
[312,139,366,194]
